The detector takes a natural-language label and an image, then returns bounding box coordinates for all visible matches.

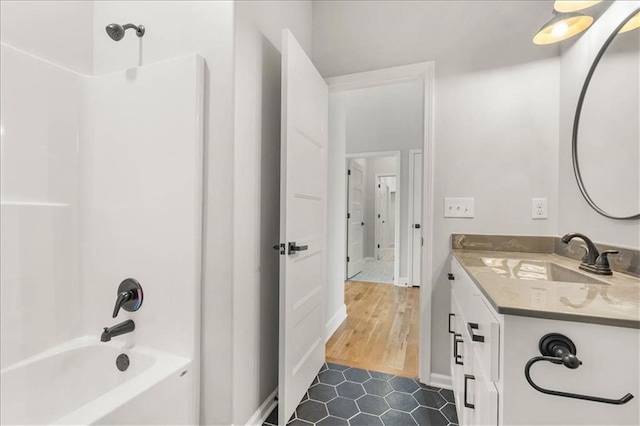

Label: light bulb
[552,21,570,37]
[554,1,602,13]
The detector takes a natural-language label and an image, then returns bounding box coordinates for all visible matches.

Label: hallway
[326,281,420,378]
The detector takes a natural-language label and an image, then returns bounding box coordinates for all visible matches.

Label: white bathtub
[0,337,195,425]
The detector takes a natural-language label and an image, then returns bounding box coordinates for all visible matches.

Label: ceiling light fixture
[533,11,594,45]
[554,1,602,13]
[619,10,640,33]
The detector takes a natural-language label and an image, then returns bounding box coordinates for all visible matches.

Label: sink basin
[481,258,608,285]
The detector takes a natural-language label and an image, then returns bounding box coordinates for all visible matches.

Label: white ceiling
[312,0,563,77]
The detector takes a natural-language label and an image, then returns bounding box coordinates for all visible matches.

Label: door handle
[414,224,421,229]
[288,242,308,255]
[361,222,365,226]
[467,322,485,342]
[448,313,455,334]
[464,374,475,409]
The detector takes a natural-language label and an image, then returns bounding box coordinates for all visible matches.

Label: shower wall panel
[0,43,84,368]
[1,48,204,411]
[80,54,204,360]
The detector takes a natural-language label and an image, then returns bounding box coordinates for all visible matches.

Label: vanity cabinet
[449,259,499,426]
[449,256,640,426]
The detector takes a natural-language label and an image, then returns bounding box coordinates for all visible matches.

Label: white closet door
[347,160,365,278]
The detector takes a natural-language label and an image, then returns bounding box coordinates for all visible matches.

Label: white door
[347,160,365,278]
[375,178,389,260]
[279,29,328,425]
[409,151,423,286]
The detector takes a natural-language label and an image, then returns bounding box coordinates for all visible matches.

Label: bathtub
[0,337,195,425]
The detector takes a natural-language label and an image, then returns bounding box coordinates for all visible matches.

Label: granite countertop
[452,249,640,329]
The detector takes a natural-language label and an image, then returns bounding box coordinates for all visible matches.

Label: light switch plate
[532,198,548,220]
[444,197,474,218]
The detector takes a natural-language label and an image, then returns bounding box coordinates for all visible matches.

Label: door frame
[345,151,401,286]
[407,149,423,287]
[327,61,435,386]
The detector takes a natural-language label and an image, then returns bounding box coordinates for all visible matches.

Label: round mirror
[573,8,640,220]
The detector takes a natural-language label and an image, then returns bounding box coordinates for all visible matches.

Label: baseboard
[429,373,452,390]
[326,304,347,342]
[245,387,278,426]
[363,256,375,261]
[397,277,409,287]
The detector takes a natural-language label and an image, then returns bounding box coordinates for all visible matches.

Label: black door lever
[288,242,308,255]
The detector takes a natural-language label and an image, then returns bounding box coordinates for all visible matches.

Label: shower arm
[123,24,145,37]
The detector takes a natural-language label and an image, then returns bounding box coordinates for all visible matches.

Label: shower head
[105,23,145,41]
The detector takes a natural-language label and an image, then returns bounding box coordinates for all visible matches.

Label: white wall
[0,1,95,74]
[345,80,424,278]
[432,60,560,375]
[232,1,312,424]
[314,0,561,379]
[327,91,348,341]
[558,1,640,248]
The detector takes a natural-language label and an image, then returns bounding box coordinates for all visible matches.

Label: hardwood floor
[325,280,420,378]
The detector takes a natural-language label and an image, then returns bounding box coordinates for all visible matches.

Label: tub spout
[101,319,135,342]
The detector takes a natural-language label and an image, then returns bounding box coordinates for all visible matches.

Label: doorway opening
[326,72,430,378]
[331,149,423,377]
[322,60,433,387]
[346,154,399,285]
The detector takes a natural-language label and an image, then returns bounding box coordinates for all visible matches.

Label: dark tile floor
[264,362,458,426]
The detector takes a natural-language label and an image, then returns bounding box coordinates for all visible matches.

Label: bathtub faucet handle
[113,291,133,318]
[112,278,144,318]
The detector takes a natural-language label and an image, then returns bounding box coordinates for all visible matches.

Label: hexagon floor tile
[263,362,459,426]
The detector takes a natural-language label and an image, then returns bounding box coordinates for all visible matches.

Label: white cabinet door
[279,28,328,426]
[470,352,499,426]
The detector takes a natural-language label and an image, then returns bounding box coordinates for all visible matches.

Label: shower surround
[0,41,204,424]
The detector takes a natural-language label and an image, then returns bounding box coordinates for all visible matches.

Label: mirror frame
[572,7,640,220]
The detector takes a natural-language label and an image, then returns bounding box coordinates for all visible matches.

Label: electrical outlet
[444,198,474,218]
[532,198,548,219]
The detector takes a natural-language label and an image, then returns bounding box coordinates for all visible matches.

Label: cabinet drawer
[450,258,481,314]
